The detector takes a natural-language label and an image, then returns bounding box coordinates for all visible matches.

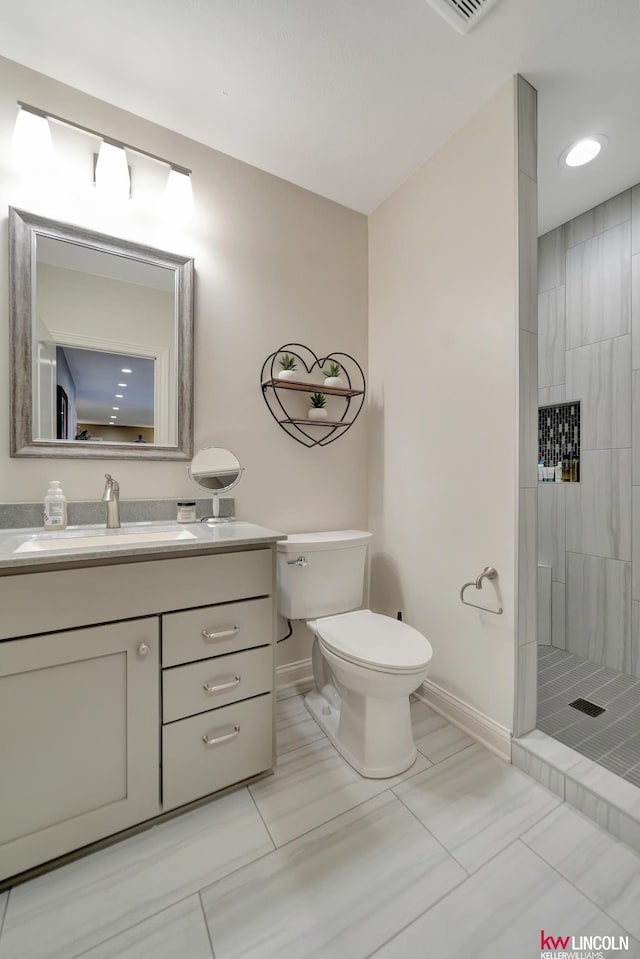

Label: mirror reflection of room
[34,234,176,445]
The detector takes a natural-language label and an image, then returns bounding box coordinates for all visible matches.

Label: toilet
[277,530,433,778]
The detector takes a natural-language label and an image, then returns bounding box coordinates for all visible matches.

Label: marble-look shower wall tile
[632,255,640,369]
[632,602,640,679]
[538,287,565,387]
[632,372,640,482]
[517,76,537,182]
[537,565,551,645]
[538,385,566,407]
[519,330,538,487]
[565,449,631,561]
[537,482,565,582]
[552,581,566,649]
[632,185,640,255]
[519,171,537,333]
[566,190,631,248]
[566,334,631,450]
[566,552,631,671]
[565,221,631,349]
[516,640,538,736]
[518,488,537,646]
[538,225,565,293]
[632,487,640,601]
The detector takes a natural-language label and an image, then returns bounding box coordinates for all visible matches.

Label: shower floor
[537,645,640,788]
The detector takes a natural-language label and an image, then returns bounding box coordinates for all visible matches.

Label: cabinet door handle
[202,674,241,694]
[201,625,239,642]
[202,724,240,747]
[137,642,151,658]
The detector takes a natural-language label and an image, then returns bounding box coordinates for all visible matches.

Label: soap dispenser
[44,480,68,530]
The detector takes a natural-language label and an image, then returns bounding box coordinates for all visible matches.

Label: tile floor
[538,645,640,786]
[2,691,640,958]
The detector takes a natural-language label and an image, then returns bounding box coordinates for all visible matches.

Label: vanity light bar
[16,101,192,177]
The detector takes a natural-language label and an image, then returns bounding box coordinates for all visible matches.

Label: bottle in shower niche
[570,454,580,483]
[43,480,68,530]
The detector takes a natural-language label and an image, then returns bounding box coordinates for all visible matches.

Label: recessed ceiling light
[112,406,119,410]
[121,368,132,373]
[115,394,123,398]
[110,415,117,419]
[118,383,127,387]
[561,135,607,168]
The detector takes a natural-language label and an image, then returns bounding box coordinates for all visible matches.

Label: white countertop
[0,520,285,574]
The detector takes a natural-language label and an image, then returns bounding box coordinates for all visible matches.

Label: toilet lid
[315,609,432,672]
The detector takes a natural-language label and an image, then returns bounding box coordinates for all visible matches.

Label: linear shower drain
[568,698,606,717]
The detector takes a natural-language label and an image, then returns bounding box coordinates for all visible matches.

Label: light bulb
[12,108,53,174]
[95,141,130,199]
[164,168,194,220]
[562,136,607,168]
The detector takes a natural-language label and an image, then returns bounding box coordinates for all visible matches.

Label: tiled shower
[536,183,640,784]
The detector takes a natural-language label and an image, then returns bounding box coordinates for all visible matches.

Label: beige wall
[0,55,368,666]
[368,80,518,730]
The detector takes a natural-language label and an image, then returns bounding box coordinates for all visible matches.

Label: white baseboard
[276,663,512,762]
[414,679,512,763]
[276,658,313,693]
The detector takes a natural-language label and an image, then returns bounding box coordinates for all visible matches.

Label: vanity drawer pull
[202,724,240,747]
[202,674,241,695]
[201,625,239,642]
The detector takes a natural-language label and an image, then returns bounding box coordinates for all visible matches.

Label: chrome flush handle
[286,555,308,567]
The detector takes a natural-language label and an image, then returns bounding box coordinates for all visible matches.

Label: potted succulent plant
[323,361,345,389]
[277,353,298,381]
[308,392,328,420]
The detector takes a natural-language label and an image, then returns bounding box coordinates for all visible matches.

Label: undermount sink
[14,528,197,553]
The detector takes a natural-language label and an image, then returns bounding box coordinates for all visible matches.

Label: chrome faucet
[102,474,121,529]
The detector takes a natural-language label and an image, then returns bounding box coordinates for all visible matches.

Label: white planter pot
[323,376,345,389]
[277,369,298,380]
[308,407,328,420]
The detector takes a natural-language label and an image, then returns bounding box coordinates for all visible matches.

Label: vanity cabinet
[0,545,276,883]
[0,619,160,882]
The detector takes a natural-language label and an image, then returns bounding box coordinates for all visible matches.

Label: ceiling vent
[424,0,500,34]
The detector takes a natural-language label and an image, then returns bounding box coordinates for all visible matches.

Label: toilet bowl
[305,610,432,777]
[276,531,433,779]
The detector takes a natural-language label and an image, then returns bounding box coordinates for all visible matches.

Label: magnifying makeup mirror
[188,447,244,522]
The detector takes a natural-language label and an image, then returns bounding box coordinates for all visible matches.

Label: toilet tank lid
[277,530,372,553]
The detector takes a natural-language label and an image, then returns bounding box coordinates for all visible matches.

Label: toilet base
[304,689,418,779]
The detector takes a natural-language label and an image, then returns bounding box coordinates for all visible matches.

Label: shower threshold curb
[513,728,640,855]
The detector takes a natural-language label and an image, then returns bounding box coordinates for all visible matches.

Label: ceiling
[60,348,155,428]
[1,0,639,233]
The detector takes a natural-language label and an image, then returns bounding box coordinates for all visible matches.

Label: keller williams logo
[540,929,630,956]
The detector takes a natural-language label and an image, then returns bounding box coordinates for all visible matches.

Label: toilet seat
[314,609,432,674]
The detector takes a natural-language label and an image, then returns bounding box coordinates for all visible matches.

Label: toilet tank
[277,530,373,620]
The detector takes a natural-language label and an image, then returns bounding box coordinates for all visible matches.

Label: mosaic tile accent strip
[538,400,581,473]
[538,646,640,787]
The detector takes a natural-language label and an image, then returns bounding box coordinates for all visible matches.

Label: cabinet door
[0,619,160,881]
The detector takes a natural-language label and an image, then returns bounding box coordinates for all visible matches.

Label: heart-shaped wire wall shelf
[260,343,366,448]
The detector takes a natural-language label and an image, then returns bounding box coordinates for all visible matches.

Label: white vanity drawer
[162,597,272,666]
[162,694,273,810]
[162,645,272,723]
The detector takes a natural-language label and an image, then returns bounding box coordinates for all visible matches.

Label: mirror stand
[189,449,244,523]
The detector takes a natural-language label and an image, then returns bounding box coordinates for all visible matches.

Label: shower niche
[537,400,581,482]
